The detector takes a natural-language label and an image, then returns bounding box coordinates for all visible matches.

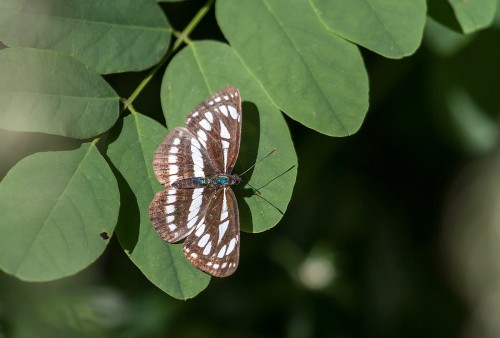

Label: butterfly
[149,86,242,277]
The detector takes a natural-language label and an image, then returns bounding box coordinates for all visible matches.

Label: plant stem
[124,0,215,111]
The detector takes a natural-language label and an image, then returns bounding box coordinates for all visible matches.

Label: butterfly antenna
[246,181,263,196]
[239,148,277,177]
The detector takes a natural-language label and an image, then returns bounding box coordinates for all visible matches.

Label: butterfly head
[229,174,241,186]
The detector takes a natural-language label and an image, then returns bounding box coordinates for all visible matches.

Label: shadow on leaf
[100,118,141,253]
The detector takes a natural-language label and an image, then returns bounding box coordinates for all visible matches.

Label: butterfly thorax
[172,174,241,189]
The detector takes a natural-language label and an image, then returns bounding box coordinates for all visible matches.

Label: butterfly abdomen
[172,174,241,189]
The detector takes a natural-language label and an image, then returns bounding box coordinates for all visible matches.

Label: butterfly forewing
[183,187,240,277]
[153,127,216,187]
[150,85,243,278]
[185,86,242,174]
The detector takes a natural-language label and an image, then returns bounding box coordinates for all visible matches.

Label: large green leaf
[216,0,369,136]
[162,41,297,233]
[448,0,496,33]
[0,143,119,281]
[0,48,119,139]
[311,0,426,58]
[106,113,210,299]
[0,0,171,74]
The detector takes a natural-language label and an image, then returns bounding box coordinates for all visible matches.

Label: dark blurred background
[1,2,500,337]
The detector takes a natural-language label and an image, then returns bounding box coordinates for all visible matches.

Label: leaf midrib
[0,9,170,32]
[13,145,93,276]
[261,0,349,134]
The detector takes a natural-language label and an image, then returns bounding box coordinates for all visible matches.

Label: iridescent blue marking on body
[192,177,206,185]
[215,176,230,185]
[172,174,240,189]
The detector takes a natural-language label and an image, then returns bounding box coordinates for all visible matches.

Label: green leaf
[162,41,298,233]
[0,143,119,281]
[424,17,473,57]
[449,0,497,33]
[216,0,369,136]
[0,48,120,139]
[311,0,426,58]
[0,0,171,74]
[106,114,210,299]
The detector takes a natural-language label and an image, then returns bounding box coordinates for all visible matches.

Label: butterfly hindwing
[149,187,215,243]
[182,187,240,277]
[185,86,242,174]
